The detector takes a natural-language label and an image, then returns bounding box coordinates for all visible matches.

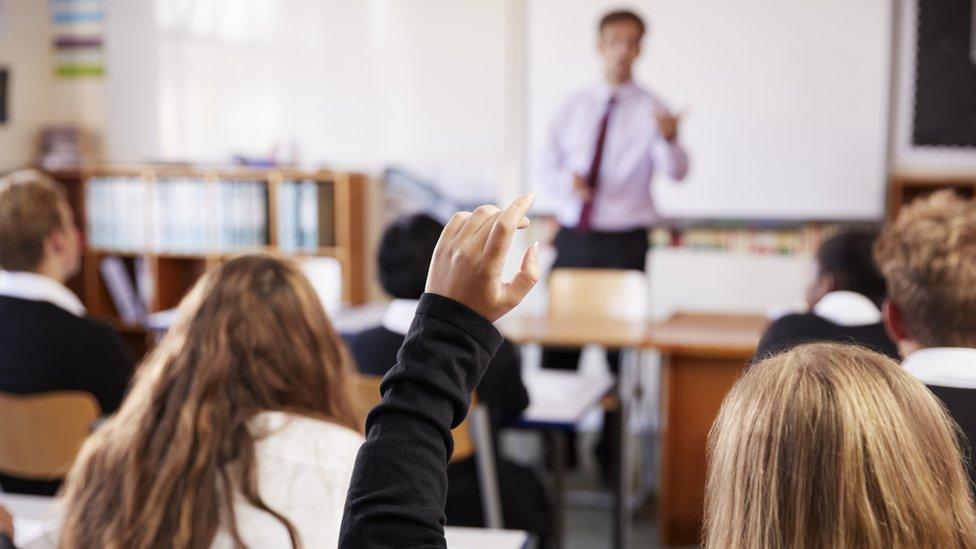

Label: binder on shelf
[99,256,147,324]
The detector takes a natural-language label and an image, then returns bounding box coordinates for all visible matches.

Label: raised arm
[339,195,540,548]
[652,107,690,181]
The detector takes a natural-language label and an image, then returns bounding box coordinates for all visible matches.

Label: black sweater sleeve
[339,293,503,548]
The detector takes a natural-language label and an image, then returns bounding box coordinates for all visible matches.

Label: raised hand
[425,193,540,322]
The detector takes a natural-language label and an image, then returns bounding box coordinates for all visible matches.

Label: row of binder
[85,177,334,252]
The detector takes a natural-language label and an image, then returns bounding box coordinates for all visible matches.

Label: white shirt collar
[903,347,976,390]
[381,299,419,336]
[0,270,86,317]
[812,291,881,327]
[596,80,639,102]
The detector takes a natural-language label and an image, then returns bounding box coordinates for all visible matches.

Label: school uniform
[0,271,133,495]
[904,347,976,485]
[345,299,550,540]
[756,291,898,360]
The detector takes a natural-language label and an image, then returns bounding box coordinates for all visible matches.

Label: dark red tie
[577,95,617,231]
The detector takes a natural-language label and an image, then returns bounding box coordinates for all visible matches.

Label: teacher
[538,9,689,475]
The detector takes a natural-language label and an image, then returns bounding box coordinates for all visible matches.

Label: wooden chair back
[548,268,649,320]
[0,391,100,480]
[354,375,476,462]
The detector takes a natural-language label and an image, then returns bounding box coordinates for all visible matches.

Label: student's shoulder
[252,411,364,465]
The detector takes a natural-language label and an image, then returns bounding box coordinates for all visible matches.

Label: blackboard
[912,0,976,147]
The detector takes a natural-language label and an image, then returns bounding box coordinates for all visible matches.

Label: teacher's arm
[339,195,540,549]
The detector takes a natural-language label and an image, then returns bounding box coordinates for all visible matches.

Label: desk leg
[658,354,745,546]
[613,347,637,549]
[549,430,566,549]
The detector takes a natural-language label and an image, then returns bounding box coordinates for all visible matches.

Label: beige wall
[0,0,53,171]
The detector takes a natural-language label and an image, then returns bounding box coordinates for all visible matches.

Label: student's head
[0,170,81,282]
[378,213,444,300]
[597,10,645,86]
[875,191,976,356]
[706,343,976,548]
[806,229,886,308]
[59,254,358,548]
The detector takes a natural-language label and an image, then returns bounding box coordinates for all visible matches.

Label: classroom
[1,0,975,547]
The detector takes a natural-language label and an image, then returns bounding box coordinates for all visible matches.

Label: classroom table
[500,311,767,548]
[646,312,767,546]
[500,315,646,549]
[514,368,615,547]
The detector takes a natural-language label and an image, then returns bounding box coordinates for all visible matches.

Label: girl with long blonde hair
[58,254,362,549]
[705,343,976,548]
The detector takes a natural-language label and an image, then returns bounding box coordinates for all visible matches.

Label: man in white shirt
[874,190,976,482]
[537,8,689,475]
[0,170,132,495]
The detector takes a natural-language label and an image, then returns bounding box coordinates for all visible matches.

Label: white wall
[103,0,523,203]
[0,0,52,171]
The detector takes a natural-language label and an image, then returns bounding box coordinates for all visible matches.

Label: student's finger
[503,241,541,308]
[458,204,501,242]
[485,193,536,267]
[518,217,531,230]
[443,211,472,240]
[471,210,505,248]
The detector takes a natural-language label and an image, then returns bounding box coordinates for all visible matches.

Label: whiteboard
[526,0,892,220]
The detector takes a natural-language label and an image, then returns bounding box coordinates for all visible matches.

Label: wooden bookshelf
[888,172,976,220]
[45,166,370,359]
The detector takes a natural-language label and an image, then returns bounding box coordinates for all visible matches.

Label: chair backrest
[0,391,100,480]
[548,268,649,320]
[354,375,476,462]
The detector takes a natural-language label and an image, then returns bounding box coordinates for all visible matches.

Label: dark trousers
[543,227,649,477]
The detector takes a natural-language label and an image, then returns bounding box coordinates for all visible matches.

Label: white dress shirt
[903,348,976,390]
[0,271,85,317]
[811,291,882,326]
[539,80,689,231]
[381,299,420,336]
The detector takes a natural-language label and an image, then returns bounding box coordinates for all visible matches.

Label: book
[99,256,146,324]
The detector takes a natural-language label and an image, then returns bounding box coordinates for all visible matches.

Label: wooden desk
[646,312,767,546]
[501,315,646,349]
[499,315,645,549]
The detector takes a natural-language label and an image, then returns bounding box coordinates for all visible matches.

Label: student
[340,195,541,547]
[705,343,976,548]
[345,214,549,539]
[57,255,363,548]
[756,229,898,359]
[875,191,976,481]
[0,170,132,495]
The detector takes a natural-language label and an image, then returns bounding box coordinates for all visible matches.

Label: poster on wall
[0,67,7,124]
[50,0,105,77]
[911,0,976,147]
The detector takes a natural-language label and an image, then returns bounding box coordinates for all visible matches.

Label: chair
[548,268,648,320]
[0,391,100,480]
[354,375,502,526]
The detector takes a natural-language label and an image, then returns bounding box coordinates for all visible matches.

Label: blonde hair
[59,254,360,549]
[705,343,976,549]
[0,170,70,271]
[874,190,976,347]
